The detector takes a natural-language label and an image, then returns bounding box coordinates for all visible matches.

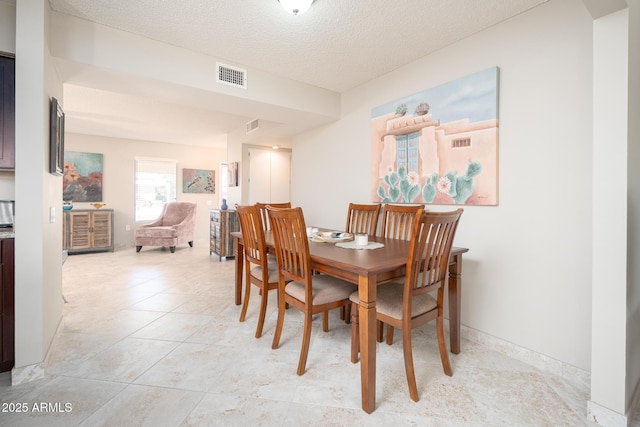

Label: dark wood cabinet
[0,238,15,372]
[0,55,15,170]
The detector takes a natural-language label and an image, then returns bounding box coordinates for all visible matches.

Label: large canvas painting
[182,168,215,193]
[63,151,103,202]
[371,67,499,205]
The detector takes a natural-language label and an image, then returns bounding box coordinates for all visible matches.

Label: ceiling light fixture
[278,0,314,15]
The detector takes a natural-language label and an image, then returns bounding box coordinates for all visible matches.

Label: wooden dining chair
[235,204,280,338]
[345,203,381,236]
[268,206,357,375]
[342,202,382,325]
[378,203,425,343]
[350,208,463,402]
[255,202,291,231]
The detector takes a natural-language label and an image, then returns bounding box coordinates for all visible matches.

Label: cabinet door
[0,56,15,170]
[91,211,112,249]
[69,212,92,250]
[0,239,15,372]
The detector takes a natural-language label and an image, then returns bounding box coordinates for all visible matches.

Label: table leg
[358,273,377,413]
[234,238,244,306]
[448,253,463,354]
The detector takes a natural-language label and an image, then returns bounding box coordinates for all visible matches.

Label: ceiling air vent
[216,62,247,89]
[246,119,260,134]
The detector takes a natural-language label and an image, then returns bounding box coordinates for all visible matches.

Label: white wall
[65,133,227,250]
[14,0,63,380]
[626,0,640,415]
[294,0,594,372]
[591,7,629,418]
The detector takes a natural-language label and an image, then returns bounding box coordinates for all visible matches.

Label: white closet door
[247,147,291,204]
[248,148,272,204]
[270,151,291,203]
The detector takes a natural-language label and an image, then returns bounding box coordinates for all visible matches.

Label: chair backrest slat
[381,204,424,240]
[236,204,268,267]
[255,202,291,231]
[406,209,463,301]
[267,206,311,293]
[345,203,381,236]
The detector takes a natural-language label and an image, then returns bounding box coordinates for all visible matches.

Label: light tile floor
[1,247,638,426]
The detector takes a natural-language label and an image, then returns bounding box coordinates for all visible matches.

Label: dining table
[231,230,468,413]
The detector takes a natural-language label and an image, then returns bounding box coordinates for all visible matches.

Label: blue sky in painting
[65,151,103,175]
[371,67,499,123]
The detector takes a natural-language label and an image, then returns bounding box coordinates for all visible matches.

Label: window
[135,158,177,221]
[452,137,472,148]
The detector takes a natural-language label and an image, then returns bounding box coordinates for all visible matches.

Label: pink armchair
[135,202,197,253]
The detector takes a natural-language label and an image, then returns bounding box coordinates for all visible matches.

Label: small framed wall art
[49,97,65,176]
[182,168,215,194]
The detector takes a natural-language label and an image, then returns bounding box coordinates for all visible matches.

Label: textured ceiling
[49,0,548,92]
[45,0,549,146]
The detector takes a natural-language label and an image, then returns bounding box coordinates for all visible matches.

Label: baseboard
[11,363,44,386]
[459,324,591,388]
[9,312,64,386]
[587,400,629,426]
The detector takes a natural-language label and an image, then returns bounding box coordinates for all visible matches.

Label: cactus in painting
[398,167,421,202]
[377,169,400,202]
[438,161,482,204]
[379,161,481,204]
[378,166,420,203]
[422,172,438,203]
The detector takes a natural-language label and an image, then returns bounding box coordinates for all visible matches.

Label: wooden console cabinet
[0,238,14,372]
[63,209,114,254]
[210,209,238,261]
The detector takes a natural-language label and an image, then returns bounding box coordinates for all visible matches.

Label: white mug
[355,233,368,246]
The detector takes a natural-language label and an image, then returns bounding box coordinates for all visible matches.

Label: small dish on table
[311,231,354,242]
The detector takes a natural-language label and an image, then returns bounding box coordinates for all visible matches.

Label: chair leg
[136,246,142,252]
[340,306,345,321]
[297,312,313,375]
[386,325,394,345]
[436,311,453,376]
[350,302,360,363]
[322,311,329,332]
[239,277,251,323]
[402,327,419,402]
[170,246,176,253]
[271,290,286,350]
[377,321,383,342]
[255,286,269,338]
[344,304,351,324]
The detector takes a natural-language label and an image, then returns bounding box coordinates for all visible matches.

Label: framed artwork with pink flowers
[63,151,103,202]
[370,67,499,206]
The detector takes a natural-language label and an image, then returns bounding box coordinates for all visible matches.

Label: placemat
[335,241,384,250]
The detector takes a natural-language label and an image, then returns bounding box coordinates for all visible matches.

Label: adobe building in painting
[371,67,499,206]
